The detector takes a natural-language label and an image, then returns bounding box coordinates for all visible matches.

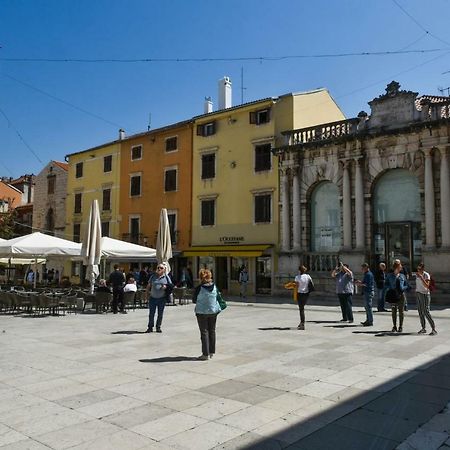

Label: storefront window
[311,182,341,252]
[231,258,248,280]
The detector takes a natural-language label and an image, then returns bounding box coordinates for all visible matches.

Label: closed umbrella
[156,208,172,273]
[81,200,102,294]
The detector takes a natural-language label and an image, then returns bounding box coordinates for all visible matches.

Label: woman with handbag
[193,268,222,360]
[385,260,408,333]
[294,265,314,330]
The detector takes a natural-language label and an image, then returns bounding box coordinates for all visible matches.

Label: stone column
[281,169,290,251]
[292,167,301,251]
[342,161,352,250]
[440,148,450,248]
[354,158,365,250]
[424,149,436,248]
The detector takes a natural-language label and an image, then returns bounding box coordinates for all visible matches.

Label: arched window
[311,182,341,252]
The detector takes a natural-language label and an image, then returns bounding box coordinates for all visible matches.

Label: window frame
[254,143,272,172]
[129,173,142,197]
[165,136,178,152]
[131,145,143,161]
[47,175,56,195]
[129,215,140,243]
[101,221,110,237]
[73,223,81,243]
[102,187,111,211]
[254,193,272,224]
[249,107,271,125]
[201,153,216,180]
[75,162,83,178]
[103,155,112,173]
[201,199,216,227]
[197,121,216,137]
[167,210,177,244]
[74,192,82,214]
[164,167,178,192]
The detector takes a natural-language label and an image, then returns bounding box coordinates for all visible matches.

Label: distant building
[32,161,68,238]
[273,81,450,292]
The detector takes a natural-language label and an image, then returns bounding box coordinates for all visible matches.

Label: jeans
[416,292,435,330]
[240,282,248,298]
[337,294,353,321]
[364,291,374,324]
[112,287,124,312]
[377,287,386,311]
[391,294,405,329]
[148,297,166,329]
[196,313,218,356]
[297,293,309,324]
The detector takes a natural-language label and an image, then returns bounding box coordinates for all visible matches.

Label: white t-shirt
[124,283,137,293]
[295,273,312,293]
[416,271,430,294]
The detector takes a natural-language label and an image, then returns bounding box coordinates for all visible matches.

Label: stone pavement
[0,300,449,450]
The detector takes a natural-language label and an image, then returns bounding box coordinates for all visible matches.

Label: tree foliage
[0,208,17,239]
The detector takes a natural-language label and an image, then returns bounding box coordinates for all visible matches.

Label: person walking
[238,265,249,299]
[294,265,314,330]
[109,264,126,314]
[374,262,388,312]
[415,263,437,336]
[385,260,408,333]
[357,263,375,326]
[193,268,221,360]
[332,262,354,323]
[145,264,173,333]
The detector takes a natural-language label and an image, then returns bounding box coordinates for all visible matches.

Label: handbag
[216,290,227,310]
[307,278,315,293]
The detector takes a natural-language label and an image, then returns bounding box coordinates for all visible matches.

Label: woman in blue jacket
[385,260,408,333]
[193,268,221,360]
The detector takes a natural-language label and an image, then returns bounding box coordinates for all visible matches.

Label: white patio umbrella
[81,200,102,294]
[100,237,156,260]
[156,208,173,273]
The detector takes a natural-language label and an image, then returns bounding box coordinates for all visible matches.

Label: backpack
[429,276,436,292]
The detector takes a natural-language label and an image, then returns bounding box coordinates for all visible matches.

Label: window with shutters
[167,212,177,244]
[74,193,82,214]
[129,217,140,243]
[131,145,142,160]
[47,175,56,194]
[102,188,111,211]
[164,168,177,192]
[75,162,83,178]
[130,175,141,197]
[254,194,271,223]
[73,223,81,243]
[197,122,216,137]
[255,144,272,172]
[165,136,178,152]
[101,221,110,237]
[104,155,112,172]
[249,108,271,125]
[201,153,215,179]
[201,200,215,226]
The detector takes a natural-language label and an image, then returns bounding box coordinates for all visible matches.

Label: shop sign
[219,236,244,244]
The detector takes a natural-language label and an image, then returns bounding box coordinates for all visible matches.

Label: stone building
[273,82,450,292]
[32,161,68,238]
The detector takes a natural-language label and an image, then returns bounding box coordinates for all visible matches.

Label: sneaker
[348,320,354,323]
[339,319,347,322]
[429,330,438,336]
[392,326,397,332]
[298,323,305,330]
[398,327,403,333]
[156,328,162,333]
[209,354,214,359]
[418,329,427,334]
[197,355,208,361]
[145,328,153,333]
[361,322,373,327]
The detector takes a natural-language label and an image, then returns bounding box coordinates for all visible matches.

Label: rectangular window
[74,193,82,214]
[130,217,140,243]
[102,188,111,211]
[196,122,216,137]
[103,155,112,172]
[73,223,81,243]
[201,153,215,179]
[255,194,271,223]
[164,169,177,192]
[167,212,177,244]
[165,137,177,152]
[130,175,141,196]
[131,145,142,160]
[255,144,272,172]
[249,108,271,125]
[101,221,110,237]
[201,199,215,226]
[75,162,83,178]
[47,176,55,194]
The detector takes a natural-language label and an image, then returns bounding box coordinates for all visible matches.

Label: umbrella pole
[33,259,37,289]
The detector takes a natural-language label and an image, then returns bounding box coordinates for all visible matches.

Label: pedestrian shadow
[308,320,340,324]
[111,330,145,335]
[139,356,201,363]
[258,327,295,331]
[324,324,359,328]
[352,330,415,337]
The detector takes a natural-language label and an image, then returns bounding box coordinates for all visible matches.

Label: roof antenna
[240,66,247,104]
[147,113,152,131]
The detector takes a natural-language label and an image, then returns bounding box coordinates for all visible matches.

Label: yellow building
[187,88,345,295]
[65,139,121,283]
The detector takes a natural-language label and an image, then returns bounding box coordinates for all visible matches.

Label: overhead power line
[0,48,447,64]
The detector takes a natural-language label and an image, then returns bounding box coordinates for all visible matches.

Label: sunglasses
[157,266,164,270]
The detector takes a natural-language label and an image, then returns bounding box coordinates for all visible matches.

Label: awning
[183,245,271,257]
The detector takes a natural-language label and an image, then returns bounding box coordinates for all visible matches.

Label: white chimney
[218,76,232,110]
[204,96,213,114]
[119,129,125,140]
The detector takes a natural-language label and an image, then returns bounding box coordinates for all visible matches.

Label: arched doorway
[311,181,341,252]
[373,169,421,270]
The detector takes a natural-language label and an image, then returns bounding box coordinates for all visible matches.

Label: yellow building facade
[65,140,121,283]
[189,89,345,295]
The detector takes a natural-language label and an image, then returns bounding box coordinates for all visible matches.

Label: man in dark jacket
[374,262,388,312]
[109,264,126,314]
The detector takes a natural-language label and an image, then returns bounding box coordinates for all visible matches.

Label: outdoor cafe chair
[123,290,136,311]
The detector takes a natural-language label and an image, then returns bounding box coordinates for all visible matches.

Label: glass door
[256,256,271,295]
[385,222,412,269]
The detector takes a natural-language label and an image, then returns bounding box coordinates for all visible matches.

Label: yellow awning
[183,245,271,257]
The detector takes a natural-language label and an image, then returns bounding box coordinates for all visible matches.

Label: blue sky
[1,0,450,177]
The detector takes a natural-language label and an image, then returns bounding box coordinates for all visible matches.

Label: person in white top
[294,265,314,330]
[415,263,437,335]
[123,277,138,293]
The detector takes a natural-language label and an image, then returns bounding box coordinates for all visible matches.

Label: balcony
[303,252,340,272]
